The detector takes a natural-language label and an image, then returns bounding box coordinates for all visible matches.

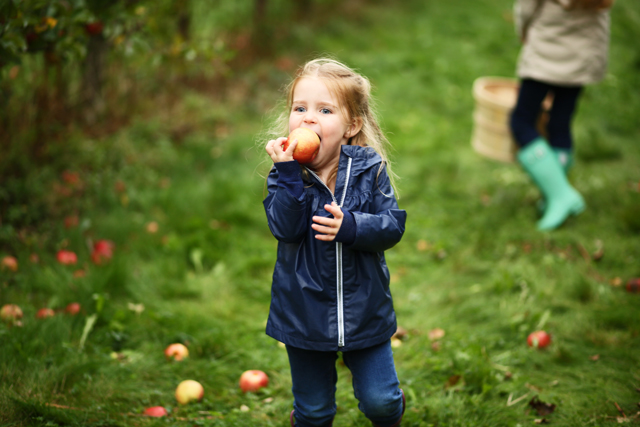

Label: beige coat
[514,0,611,85]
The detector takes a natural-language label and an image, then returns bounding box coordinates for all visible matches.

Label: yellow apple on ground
[143,406,168,417]
[283,128,320,164]
[1,304,23,323]
[175,380,204,404]
[239,370,269,393]
[164,343,189,361]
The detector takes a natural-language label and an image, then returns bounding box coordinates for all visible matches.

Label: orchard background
[1,0,639,426]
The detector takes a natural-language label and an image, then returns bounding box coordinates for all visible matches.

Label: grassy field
[2,0,640,426]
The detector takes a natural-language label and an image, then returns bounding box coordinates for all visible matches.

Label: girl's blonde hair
[265,57,398,196]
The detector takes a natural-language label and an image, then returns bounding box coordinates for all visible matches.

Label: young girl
[263,58,407,427]
[510,0,612,230]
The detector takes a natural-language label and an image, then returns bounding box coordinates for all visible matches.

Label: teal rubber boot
[537,147,573,212]
[518,138,585,231]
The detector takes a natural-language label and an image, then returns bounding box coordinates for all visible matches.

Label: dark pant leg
[343,341,404,427]
[510,79,552,148]
[546,84,583,150]
[286,345,338,427]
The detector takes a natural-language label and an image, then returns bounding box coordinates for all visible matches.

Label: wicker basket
[471,77,520,163]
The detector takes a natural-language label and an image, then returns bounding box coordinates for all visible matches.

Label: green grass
[2,0,640,426]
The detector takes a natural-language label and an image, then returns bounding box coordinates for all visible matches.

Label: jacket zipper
[305,157,352,347]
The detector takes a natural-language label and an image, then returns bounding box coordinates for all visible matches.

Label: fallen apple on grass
[1,256,18,272]
[239,370,269,393]
[36,308,55,319]
[64,302,81,315]
[164,343,189,361]
[527,330,551,349]
[91,239,115,265]
[143,406,168,417]
[283,128,320,164]
[56,250,78,265]
[175,380,204,404]
[1,304,23,323]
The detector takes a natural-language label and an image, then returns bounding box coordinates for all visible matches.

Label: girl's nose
[303,111,318,124]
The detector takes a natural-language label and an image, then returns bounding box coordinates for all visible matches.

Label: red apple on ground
[1,304,23,323]
[57,250,77,265]
[527,330,551,349]
[91,239,115,265]
[1,256,18,272]
[164,343,189,361]
[36,308,55,319]
[65,302,81,315]
[626,278,640,293]
[143,406,168,417]
[239,370,269,393]
[175,380,204,404]
[283,128,320,164]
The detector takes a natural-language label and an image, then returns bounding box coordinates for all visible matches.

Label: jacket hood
[340,145,383,176]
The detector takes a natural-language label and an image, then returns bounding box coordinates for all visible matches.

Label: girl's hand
[312,202,343,241]
[266,137,298,163]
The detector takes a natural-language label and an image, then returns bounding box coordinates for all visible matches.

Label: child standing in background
[263,58,406,427]
[510,0,613,230]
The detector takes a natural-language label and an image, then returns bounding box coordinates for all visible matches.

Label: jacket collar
[340,145,383,176]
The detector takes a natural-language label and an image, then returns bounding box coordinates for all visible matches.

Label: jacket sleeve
[514,0,542,42]
[348,166,406,253]
[263,165,310,243]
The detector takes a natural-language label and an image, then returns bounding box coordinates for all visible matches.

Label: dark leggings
[510,78,583,149]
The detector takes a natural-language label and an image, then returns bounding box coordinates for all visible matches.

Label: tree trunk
[80,34,108,125]
[251,0,271,56]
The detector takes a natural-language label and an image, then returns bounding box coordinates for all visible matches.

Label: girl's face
[289,77,357,175]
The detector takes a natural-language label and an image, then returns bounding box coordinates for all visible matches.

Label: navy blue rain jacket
[263,145,407,352]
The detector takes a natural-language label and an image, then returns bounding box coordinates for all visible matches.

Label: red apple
[164,343,189,361]
[175,380,204,404]
[65,302,81,315]
[91,239,115,265]
[626,278,640,293]
[57,250,77,265]
[1,304,23,323]
[1,256,18,272]
[84,22,104,36]
[283,128,320,164]
[527,330,551,349]
[36,308,55,319]
[239,370,269,393]
[143,406,168,417]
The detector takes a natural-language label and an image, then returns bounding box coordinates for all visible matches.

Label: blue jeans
[510,78,583,149]
[286,340,404,427]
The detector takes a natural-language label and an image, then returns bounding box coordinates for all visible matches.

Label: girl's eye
[294,106,306,113]
[320,108,332,114]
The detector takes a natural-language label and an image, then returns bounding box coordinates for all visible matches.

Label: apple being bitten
[164,343,189,361]
[239,370,269,393]
[283,128,320,164]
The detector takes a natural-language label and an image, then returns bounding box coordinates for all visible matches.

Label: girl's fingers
[311,223,337,235]
[314,233,335,242]
[285,138,298,155]
[324,203,343,218]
